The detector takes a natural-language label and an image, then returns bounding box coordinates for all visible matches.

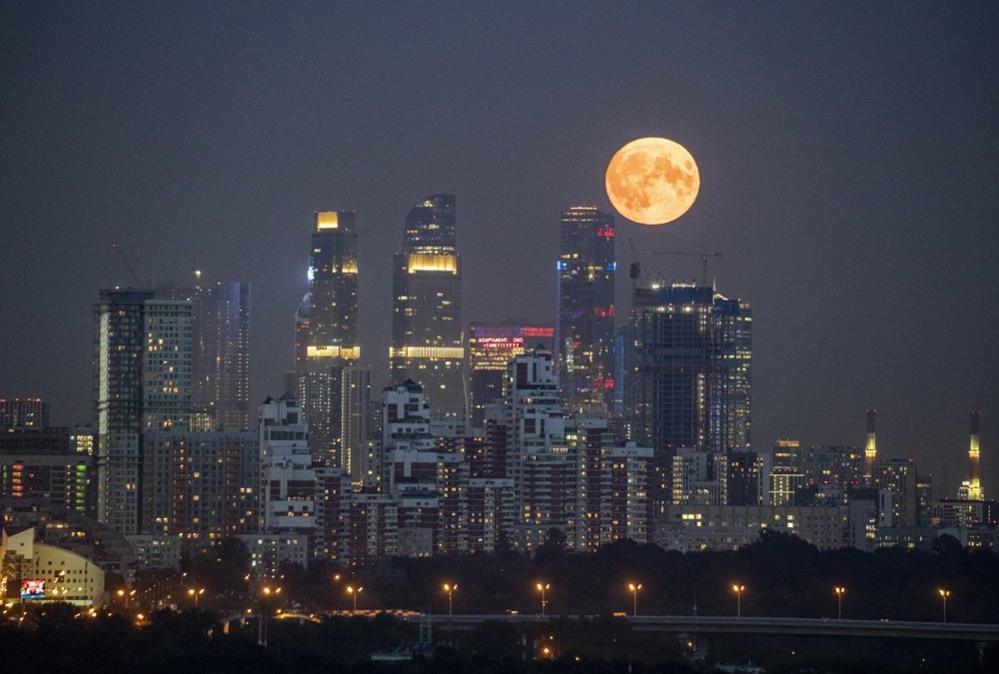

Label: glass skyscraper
[297,210,361,467]
[390,195,465,420]
[190,280,251,431]
[556,205,616,412]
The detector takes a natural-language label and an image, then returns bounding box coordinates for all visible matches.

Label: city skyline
[2,2,997,496]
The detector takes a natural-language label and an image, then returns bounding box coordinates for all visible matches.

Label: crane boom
[112,243,144,286]
[650,248,722,287]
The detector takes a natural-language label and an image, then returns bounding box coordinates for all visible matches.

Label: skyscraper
[297,210,360,466]
[93,289,192,534]
[390,195,465,420]
[624,281,750,511]
[190,280,251,431]
[556,205,616,412]
[626,281,752,452]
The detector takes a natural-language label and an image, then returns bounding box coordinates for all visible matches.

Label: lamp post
[443,583,458,616]
[117,588,136,610]
[346,585,363,612]
[628,583,643,617]
[938,588,950,623]
[834,586,846,620]
[536,583,550,616]
[731,584,745,618]
[188,587,205,609]
[258,586,282,647]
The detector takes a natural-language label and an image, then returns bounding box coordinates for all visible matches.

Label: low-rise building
[657,504,843,552]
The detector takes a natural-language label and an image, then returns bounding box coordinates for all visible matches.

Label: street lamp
[536,583,551,616]
[443,583,458,616]
[834,587,846,620]
[258,586,282,648]
[628,583,643,617]
[117,588,136,609]
[731,584,746,618]
[346,585,363,612]
[188,587,205,609]
[938,588,950,623]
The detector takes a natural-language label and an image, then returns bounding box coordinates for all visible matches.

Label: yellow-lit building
[390,195,465,420]
[2,527,105,606]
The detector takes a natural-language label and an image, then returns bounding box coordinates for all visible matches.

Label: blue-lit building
[555,205,616,412]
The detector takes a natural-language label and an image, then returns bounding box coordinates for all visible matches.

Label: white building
[259,395,315,535]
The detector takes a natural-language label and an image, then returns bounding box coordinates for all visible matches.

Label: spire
[968,410,983,500]
[864,408,877,484]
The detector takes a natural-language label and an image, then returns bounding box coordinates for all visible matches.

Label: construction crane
[111,242,145,286]
[650,247,722,287]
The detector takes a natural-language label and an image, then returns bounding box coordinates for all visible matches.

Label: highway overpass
[409,614,999,641]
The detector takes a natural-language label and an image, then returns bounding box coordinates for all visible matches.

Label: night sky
[2,2,997,493]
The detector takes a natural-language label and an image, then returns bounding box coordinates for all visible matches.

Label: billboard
[20,579,45,600]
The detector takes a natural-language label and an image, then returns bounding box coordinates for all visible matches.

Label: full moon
[605,137,700,225]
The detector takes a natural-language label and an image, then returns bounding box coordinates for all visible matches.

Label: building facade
[0,397,50,429]
[297,210,361,467]
[390,195,465,420]
[467,323,554,428]
[626,282,752,454]
[189,280,251,431]
[93,289,192,535]
[556,205,616,412]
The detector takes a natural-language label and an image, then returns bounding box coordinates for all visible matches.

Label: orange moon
[605,137,700,225]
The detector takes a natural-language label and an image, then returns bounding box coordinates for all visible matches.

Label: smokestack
[864,408,877,483]
[968,410,982,500]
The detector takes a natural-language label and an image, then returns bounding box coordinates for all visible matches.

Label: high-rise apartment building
[390,195,465,419]
[875,457,918,528]
[258,394,315,535]
[93,289,192,535]
[340,366,371,485]
[504,346,566,490]
[189,280,251,431]
[297,210,360,466]
[626,282,752,452]
[556,206,616,412]
[142,430,258,538]
[467,323,554,428]
[800,445,864,488]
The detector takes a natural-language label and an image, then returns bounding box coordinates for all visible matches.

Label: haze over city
[2,3,999,672]
[2,2,996,491]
